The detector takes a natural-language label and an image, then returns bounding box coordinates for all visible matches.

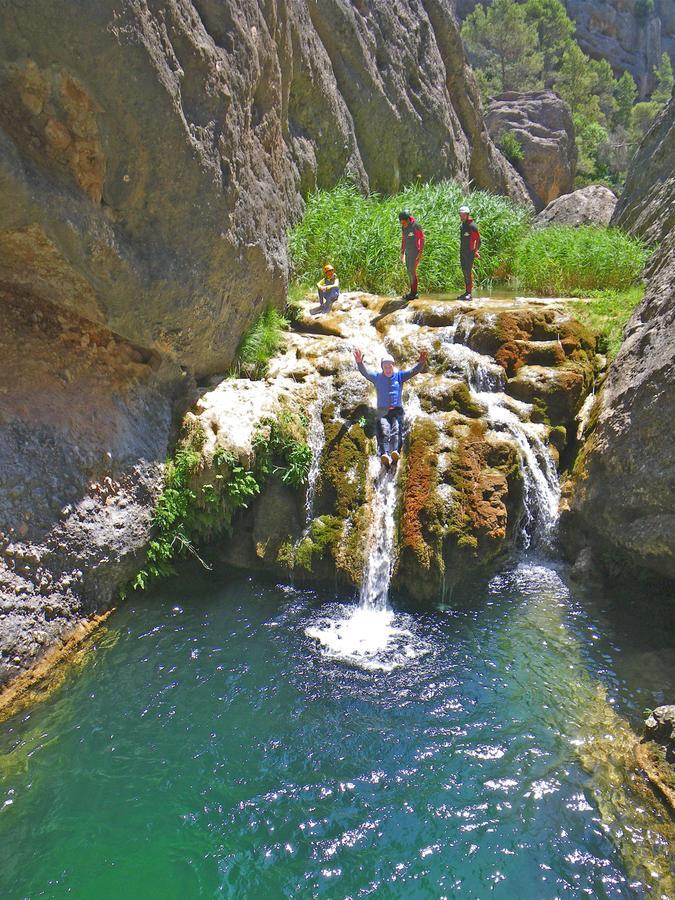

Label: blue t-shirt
[357,360,424,411]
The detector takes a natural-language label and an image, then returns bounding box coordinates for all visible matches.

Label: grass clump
[566,286,644,359]
[289,179,530,294]
[253,408,312,487]
[234,306,289,379]
[514,226,649,295]
[133,436,260,590]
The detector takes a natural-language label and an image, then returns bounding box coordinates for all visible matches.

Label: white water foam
[305,604,429,672]
[477,391,561,544]
[359,459,399,609]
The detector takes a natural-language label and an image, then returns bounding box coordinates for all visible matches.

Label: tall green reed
[513,226,649,294]
[289,180,531,294]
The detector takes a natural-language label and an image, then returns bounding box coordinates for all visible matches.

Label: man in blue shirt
[354,348,428,466]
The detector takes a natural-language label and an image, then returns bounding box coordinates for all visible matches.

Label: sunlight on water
[305,603,430,672]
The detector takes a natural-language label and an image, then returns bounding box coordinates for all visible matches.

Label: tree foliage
[461,0,543,93]
[460,0,673,189]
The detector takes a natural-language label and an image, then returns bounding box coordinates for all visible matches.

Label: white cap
[459,205,470,214]
[381,354,395,367]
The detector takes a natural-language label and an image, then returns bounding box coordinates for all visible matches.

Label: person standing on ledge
[458,205,481,302]
[399,210,425,301]
[354,348,428,468]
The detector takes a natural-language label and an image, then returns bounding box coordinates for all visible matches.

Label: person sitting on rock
[354,348,428,467]
[317,263,340,311]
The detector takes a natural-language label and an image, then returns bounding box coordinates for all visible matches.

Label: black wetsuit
[460,217,481,295]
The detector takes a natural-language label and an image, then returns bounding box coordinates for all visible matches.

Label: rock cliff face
[486,91,576,211]
[562,98,675,582]
[0,0,532,693]
[562,0,674,98]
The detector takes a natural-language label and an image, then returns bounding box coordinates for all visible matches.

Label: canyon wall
[454,0,674,97]
[0,0,529,690]
[561,98,675,582]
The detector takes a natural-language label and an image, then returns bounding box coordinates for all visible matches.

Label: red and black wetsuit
[460,217,481,295]
[401,217,425,296]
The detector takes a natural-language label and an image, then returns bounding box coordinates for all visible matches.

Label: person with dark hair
[354,348,428,467]
[457,205,481,301]
[398,210,424,301]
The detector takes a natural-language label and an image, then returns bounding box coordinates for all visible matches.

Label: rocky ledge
[183,292,599,601]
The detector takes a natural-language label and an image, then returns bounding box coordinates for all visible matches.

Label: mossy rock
[292,515,344,572]
[419,379,484,418]
[396,417,445,597]
[314,402,368,519]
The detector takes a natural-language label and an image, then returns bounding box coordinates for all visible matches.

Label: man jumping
[458,205,481,302]
[399,210,424,301]
[354,348,428,467]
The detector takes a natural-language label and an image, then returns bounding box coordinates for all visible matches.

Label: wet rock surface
[486,91,577,211]
[534,185,618,228]
[193,293,598,600]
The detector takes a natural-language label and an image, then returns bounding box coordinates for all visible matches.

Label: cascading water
[306,381,428,670]
[479,392,561,544]
[302,384,329,526]
[441,321,560,544]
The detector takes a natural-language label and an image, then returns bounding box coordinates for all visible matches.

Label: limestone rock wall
[562,98,675,583]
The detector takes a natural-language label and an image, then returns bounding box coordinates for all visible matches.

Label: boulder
[562,97,675,583]
[486,91,577,211]
[534,185,618,228]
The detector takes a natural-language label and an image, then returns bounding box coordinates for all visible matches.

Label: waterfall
[302,385,328,525]
[442,323,560,544]
[358,460,399,610]
[479,393,560,544]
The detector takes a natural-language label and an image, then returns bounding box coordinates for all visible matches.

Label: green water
[0,558,672,898]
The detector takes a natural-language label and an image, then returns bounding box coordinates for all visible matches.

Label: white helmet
[381,354,395,367]
[459,205,470,214]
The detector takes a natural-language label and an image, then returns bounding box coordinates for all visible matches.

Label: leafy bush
[234,306,289,379]
[499,131,525,164]
[289,180,531,294]
[254,408,312,487]
[133,439,260,590]
[514,226,649,294]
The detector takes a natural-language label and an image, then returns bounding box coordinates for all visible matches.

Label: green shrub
[289,180,531,294]
[566,286,644,359]
[234,306,289,379]
[253,408,312,487]
[499,131,525,164]
[133,441,260,590]
[514,226,649,294]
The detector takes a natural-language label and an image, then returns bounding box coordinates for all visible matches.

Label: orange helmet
[323,263,335,275]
